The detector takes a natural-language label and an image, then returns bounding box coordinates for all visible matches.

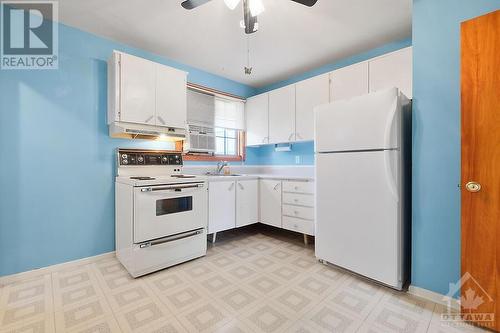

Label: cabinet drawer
[282,181,314,194]
[282,204,314,220]
[282,193,314,207]
[282,216,314,235]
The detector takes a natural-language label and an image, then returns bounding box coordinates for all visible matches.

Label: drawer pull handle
[294,211,299,215]
[294,199,298,202]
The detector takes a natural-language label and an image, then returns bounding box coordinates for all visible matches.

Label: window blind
[187,89,215,126]
[214,97,245,130]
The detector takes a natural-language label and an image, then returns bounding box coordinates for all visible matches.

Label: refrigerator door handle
[384,150,399,202]
[384,99,399,149]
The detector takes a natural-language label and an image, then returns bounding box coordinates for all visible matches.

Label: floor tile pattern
[0,226,489,332]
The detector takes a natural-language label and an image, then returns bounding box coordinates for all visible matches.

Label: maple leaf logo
[460,288,484,310]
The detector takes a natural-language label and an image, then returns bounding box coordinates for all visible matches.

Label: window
[181,85,246,162]
[215,128,238,156]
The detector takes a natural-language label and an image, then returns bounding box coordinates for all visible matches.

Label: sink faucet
[216,161,228,175]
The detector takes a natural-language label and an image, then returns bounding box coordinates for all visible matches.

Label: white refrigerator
[314,87,411,290]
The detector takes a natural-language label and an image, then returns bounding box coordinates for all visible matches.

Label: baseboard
[408,285,460,311]
[0,251,115,286]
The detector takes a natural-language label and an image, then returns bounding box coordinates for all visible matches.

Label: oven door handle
[139,228,204,248]
[140,183,204,192]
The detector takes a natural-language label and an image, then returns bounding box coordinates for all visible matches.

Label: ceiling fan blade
[181,0,212,10]
[243,0,258,34]
[290,0,318,7]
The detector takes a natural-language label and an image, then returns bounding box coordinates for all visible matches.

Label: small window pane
[226,138,236,156]
[216,137,225,155]
[226,129,237,139]
[215,128,225,137]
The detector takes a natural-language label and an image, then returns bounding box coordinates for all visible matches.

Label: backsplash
[245,141,315,165]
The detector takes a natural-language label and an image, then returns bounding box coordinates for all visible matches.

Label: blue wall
[0,23,255,276]
[411,0,499,295]
[246,141,315,165]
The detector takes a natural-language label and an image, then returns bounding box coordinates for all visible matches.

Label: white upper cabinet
[245,93,269,146]
[156,64,187,128]
[119,52,157,125]
[109,51,187,129]
[268,85,295,144]
[236,180,259,227]
[295,74,330,141]
[369,47,412,98]
[330,62,369,102]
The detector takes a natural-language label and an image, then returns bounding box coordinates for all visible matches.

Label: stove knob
[138,156,144,163]
[162,156,168,163]
[122,154,128,159]
[122,159,128,165]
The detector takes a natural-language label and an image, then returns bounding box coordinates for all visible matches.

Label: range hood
[109,122,186,141]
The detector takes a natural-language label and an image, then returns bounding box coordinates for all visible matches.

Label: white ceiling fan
[181,0,318,34]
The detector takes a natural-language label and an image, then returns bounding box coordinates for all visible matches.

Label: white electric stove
[115,148,208,277]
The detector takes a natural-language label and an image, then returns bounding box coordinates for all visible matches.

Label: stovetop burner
[130,176,156,180]
[171,175,196,179]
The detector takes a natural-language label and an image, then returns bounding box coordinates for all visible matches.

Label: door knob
[465,181,481,192]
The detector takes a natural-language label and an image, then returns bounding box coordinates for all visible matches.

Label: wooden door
[461,9,500,332]
[330,62,369,101]
[259,179,282,228]
[268,85,295,144]
[245,93,269,146]
[295,73,330,141]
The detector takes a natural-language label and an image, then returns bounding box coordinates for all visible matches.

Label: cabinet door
[236,180,258,227]
[369,47,412,98]
[295,74,330,141]
[208,181,236,233]
[259,179,282,228]
[246,93,269,146]
[330,62,369,102]
[156,64,187,129]
[268,85,295,144]
[120,53,156,125]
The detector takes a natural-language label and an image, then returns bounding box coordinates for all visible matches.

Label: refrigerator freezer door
[314,87,401,152]
[315,150,402,288]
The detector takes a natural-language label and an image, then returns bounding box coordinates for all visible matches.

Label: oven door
[133,182,208,243]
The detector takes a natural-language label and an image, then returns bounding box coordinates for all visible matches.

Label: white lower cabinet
[236,180,259,227]
[259,179,282,228]
[208,180,236,234]
[281,180,315,236]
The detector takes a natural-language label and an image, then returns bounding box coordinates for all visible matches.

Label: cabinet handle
[228,183,235,191]
[262,136,269,143]
[157,115,166,125]
[238,183,244,190]
[145,115,154,123]
[294,199,299,203]
[288,133,294,141]
[296,133,303,140]
[273,183,280,191]
[294,186,299,190]
[294,211,299,215]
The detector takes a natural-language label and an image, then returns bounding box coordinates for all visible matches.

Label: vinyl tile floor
[0,225,489,333]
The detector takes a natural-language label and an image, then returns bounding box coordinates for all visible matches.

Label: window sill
[182,154,244,162]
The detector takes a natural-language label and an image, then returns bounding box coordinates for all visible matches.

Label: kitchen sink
[206,173,242,177]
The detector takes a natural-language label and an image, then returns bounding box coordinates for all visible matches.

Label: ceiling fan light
[249,0,264,17]
[224,0,240,10]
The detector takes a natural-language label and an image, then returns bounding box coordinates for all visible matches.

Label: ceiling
[57,0,411,88]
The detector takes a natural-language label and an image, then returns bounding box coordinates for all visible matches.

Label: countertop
[204,174,314,182]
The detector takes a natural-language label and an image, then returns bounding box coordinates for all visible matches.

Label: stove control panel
[118,149,182,166]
